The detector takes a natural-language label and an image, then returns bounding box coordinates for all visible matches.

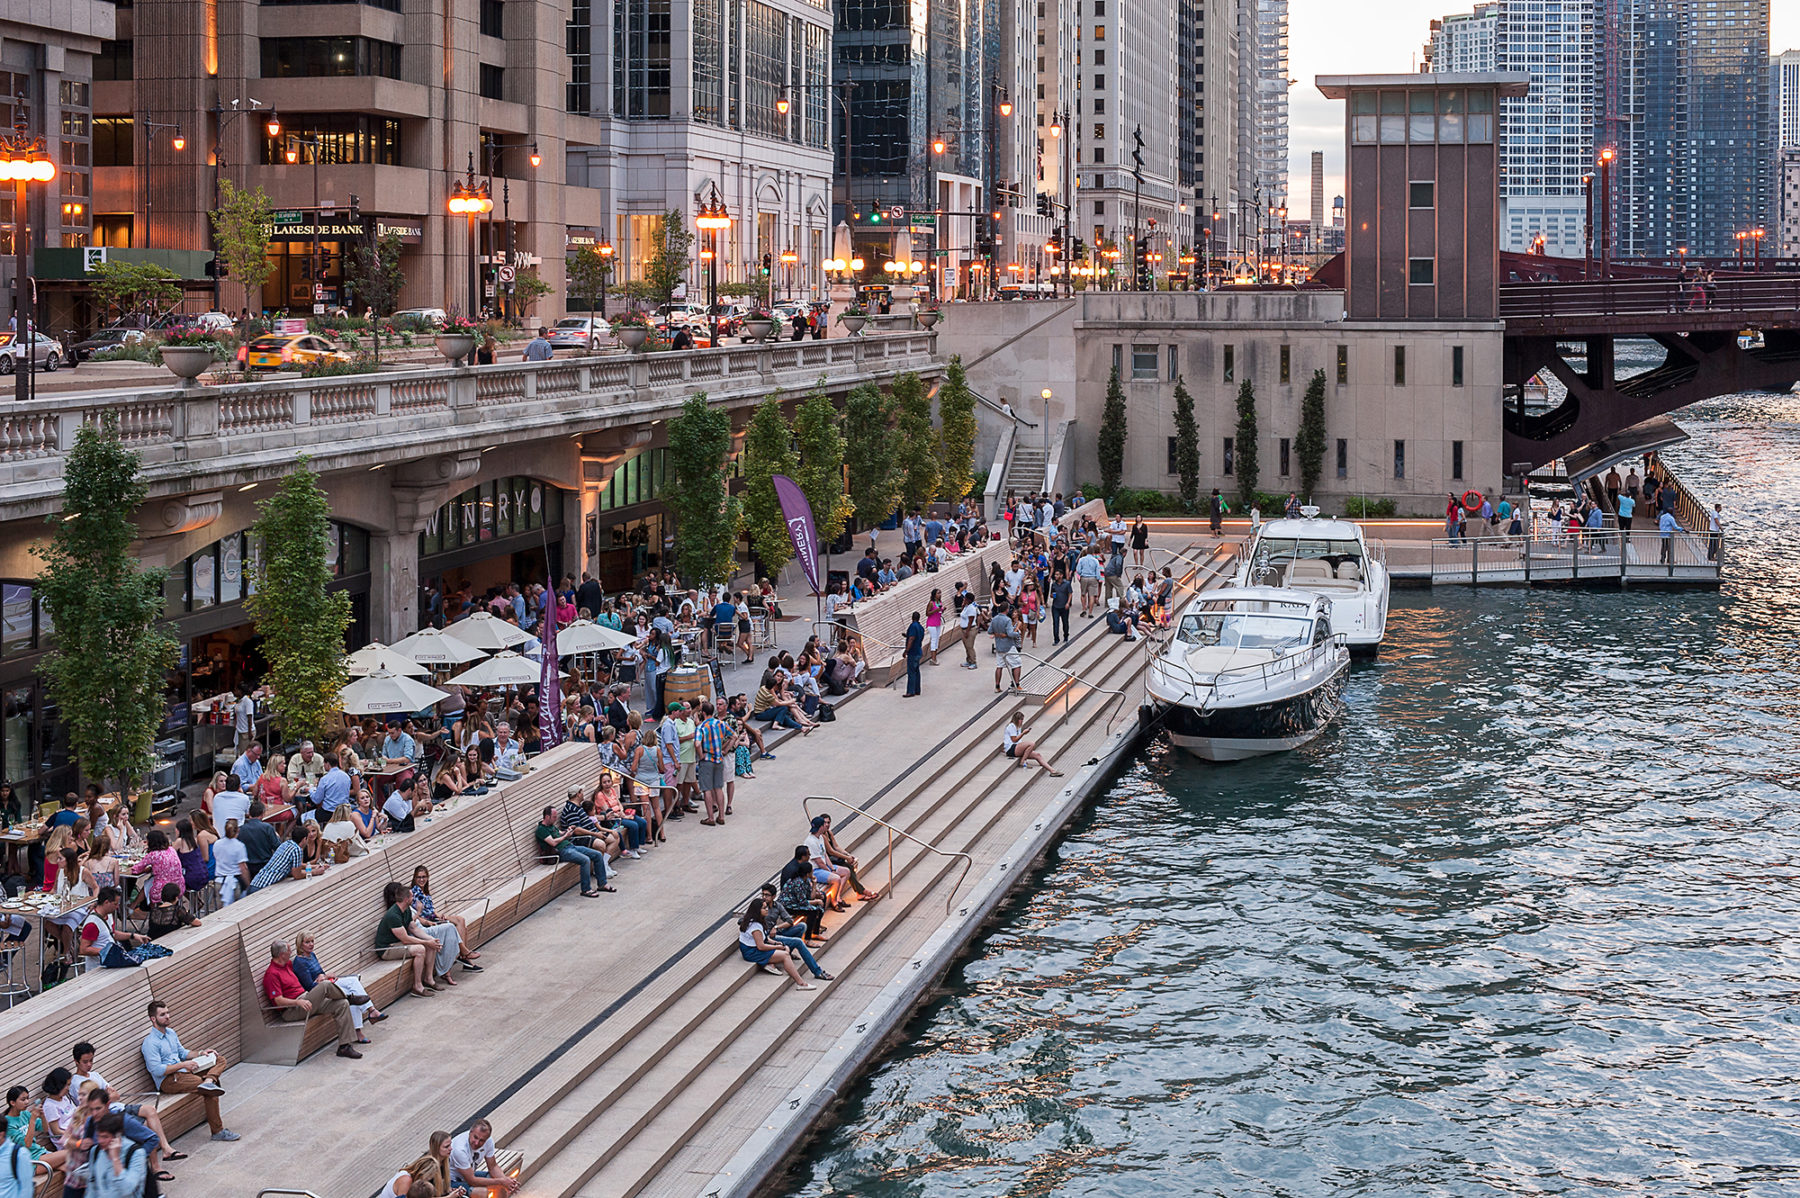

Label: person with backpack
[83,1114,146,1198]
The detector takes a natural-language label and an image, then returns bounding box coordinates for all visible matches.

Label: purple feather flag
[772,474,822,595]
[538,589,564,750]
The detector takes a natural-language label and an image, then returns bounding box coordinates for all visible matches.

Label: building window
[1222,438,1234,475]
[1393,440,1406,479]
[1094,74,1105,90]
[1130,344,1157,380]
[1167,436,1179,475]
[259,36,402,78]
[1112,344,1123,377]
[94,40,133,81]
[480,0,504,35]
[1335,344,1348,384]
[1410,181,1434,208]
[1093,24,1105,38]
[614,0,672,118]
[1222,344,1233,382]
[1393,346,1406,385]
[1093,147,1104,164]
[93,117,133,167]
[1336,438,1347,478]
[1167,345,1178,381]
[1452,345,1464,386]
[480,63,505,99]
[259,115,402,166]
[1409,258,1435,285]
[1279,437,1291,477]
[1279,343,1290,383]
[1452,440,1464,480]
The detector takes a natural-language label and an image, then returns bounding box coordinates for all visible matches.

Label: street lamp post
[140,120,184,250]
[1597,147,1615,279]
[597,241,613,318]
[448,167,494,319]
[207,100,281,308]
[1,124,56,404]
[695,184,732,345]
[1582,172,1594,278]
[284,135,324,314]
[780,249,797,299]
[481,138,539,321]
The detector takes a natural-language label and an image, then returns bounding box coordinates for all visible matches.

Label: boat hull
[1158,664,1347,761]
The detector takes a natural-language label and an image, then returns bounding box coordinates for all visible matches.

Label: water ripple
[787,392,1800,1198]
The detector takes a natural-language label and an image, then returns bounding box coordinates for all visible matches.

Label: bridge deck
[1501,276,1800,337]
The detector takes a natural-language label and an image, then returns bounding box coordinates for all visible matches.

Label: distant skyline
[1287,0,1800,206]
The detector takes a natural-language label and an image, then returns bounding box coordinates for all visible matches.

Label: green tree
[843,383,902,532]
[1295,368,1327,500]
[567,245,613,318]
[347,230,406,362]
[244,461,351,744]
[87,260,182,319]
[1234,376,1260,508]
[891,372,940,511]
[935,355,977,502]
[510,265,553,318]
[33,416,178,794]
[1172,375,1199,510]
[209,178,275,307]
[1097,365,1127,497]
[644,210,695,306]
[666,392,742,585]
[793,386,852,547]
[740,394,798,577]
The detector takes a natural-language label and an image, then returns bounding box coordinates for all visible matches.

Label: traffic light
[1072,237,1086,260]
[1036,194,1051,218]
[868,209,883,224]
[1133,239,1150,289]
[761,252,772,276]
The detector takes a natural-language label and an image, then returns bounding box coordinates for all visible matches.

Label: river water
[786,390,1800,1197]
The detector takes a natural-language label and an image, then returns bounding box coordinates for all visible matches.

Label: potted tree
[838,302,869,336]
[743,306,777,342]
[434,314,480,365]
[612,309,653,350]
[158,329,224,386]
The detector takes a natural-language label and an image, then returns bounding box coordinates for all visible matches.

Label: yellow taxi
[245,333,350,369]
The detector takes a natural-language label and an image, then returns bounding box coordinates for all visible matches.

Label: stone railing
[0,333,939,518]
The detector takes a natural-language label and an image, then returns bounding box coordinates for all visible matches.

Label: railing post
[1471,536,1479,585]
[887,826,894,900]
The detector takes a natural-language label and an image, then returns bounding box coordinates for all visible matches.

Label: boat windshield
[1254,537,1363,565]
[1175,612,1312,651]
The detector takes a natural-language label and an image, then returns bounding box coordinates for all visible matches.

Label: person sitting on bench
[262,939,364,1059]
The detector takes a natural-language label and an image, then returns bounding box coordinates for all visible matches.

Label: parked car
[392,307,449,327]
[71,328,152,360]
[245,333,349,369]
[193,311,236,331]
[0,331,65,373]
[655,302,708,324]
[545,317,614,351]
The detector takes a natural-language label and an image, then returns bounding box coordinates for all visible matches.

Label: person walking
[1049,569,1072,645]
[1659,508,1678,566]
[958,590,981,669]
[924,589,946,665]
[902,613,925,698]
[1207,489,1223,536]
[989,603,1023,693]
[1128,516,1149,568]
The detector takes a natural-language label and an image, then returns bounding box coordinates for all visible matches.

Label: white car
[393,307,449,327]
[193,311,235,331]
[545,317,614,350]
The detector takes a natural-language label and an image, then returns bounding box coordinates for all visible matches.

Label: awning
[1564,415,1690,483]
[35,246,214,282]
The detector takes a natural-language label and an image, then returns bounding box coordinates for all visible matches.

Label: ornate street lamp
[448,173,495,318]
[1,125,57,404]
[694,184,732,345]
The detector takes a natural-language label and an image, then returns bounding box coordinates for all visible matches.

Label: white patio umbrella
[345,642,428,677]
[444,611,534,652]
[444,650,546,688]
[388,627,486,666]
[339,668,450,716]
[556,619,641,655]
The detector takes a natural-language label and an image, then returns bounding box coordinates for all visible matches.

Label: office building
[1309,149,1323,242]
[1176,0,1239,277]
[1076,0,1181,279]
[1776,146,1800,257]
[1775,49,1800,149]
[1424,4,1499,73]
[1255,0,1289,210]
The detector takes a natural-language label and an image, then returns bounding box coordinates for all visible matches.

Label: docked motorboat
[1233,508,1389,653]
[1145,586,1350,761]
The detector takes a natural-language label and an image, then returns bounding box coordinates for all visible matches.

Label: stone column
[369,451,484,642]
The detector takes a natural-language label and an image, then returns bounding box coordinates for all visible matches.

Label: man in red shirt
[262,940,361,1059]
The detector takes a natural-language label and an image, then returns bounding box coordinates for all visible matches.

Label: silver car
[0,331,65,373]
[545,317,614,351]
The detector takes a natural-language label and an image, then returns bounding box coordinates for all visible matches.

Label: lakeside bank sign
[264,211,425,243]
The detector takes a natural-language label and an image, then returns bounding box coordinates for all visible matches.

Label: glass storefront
[419,478,570,622]
[0,586,70,815]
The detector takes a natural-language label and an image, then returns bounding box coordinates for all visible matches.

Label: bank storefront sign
[264,212,424,243]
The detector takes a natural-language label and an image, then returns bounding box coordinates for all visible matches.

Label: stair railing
[802,795,974,915]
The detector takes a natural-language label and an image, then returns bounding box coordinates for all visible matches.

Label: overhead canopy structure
[339,669,450,716]
[1564,415,1691,483]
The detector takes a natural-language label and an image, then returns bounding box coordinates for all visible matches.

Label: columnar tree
[245,460,351,743]
[209,179,275,309]
[642,211,695,307]
[1172,376,1199,510]
[347,230,406,361]
[740,394,798,578]
[935,355,978,502]
[1097,365,1127,498]
[666,392,743,585]
[843,383,902,532]
[1234,377,1260,508]
[892,372,941,511]
[1295,368,1328,500]
[793,386,852,549]
[34,415,179,794]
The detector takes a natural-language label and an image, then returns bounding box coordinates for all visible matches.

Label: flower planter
[434,333,477,365]
[617,326,650,350]
[916,309,941,329]
[745,319,775,342]
[160,346,215,386]
[840,314,867,336]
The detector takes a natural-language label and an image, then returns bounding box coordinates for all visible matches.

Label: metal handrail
[803,795,973,916]
[1014,649,1135,737]
[1148,630,1347,706]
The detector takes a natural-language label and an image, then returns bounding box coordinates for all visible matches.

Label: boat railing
[1149,632,1347,710]
[801,795,973,915]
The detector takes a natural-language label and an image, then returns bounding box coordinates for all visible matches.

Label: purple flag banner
[772,474,822,595]
[538,589,564,751]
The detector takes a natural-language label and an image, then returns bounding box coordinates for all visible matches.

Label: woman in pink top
[924,588,946,666]
[129,828,186,898]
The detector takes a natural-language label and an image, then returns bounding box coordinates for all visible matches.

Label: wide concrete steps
[502,604,1163,1198]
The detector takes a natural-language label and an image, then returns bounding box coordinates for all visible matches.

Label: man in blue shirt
[902,613,925,698]
[230,742,263,790]
[312,756,352,816]
[380,721,419,765]
[141,1001,239,1141]
[522,327,554,361]
[1659,509,1679,564]
[249,824,312,891]
[45,794,82,831]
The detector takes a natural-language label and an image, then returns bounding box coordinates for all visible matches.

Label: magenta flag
[772,474,822,595]
[538,589,564,751]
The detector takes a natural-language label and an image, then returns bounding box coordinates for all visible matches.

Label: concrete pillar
[368,529,421,644]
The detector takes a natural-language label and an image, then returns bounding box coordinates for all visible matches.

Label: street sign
[313,283,325,300]
[888,206,905,221]
[909,213,936,229]
[312,303,325,315]
[497,264,517,283]
[322,200,336,216]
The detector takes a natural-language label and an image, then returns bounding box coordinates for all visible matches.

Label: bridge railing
[1499,275,1800,325]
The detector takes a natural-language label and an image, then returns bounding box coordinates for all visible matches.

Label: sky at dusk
[1286,0,1800,207]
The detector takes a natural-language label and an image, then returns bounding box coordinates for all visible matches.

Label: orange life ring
[1462,489,1484,510]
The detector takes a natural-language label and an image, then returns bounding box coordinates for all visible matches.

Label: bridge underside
[1502,328,1800,469]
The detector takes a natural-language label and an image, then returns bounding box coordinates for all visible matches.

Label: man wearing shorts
[694,701,731,825]
[672,702,700,811]
[989,603,1023,692]
[1075,548,1102,617]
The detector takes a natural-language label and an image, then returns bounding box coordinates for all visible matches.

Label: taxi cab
[246,333,349,369]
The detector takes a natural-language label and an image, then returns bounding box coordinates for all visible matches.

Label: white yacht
[1145,587,1350,762]
[1233,508,1390,653]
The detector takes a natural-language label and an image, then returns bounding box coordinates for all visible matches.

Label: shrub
[301,354,381,378]
[1342,496,1397,518]
[90,343,159,365]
